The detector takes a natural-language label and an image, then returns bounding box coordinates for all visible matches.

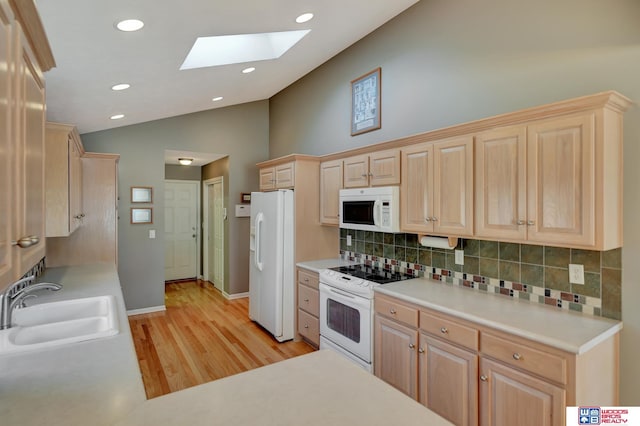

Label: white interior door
[165,180,199,281]
[206,178,224,291]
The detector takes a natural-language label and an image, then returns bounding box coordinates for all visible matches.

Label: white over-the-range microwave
[339,186,400,233]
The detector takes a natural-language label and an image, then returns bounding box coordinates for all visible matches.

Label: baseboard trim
[127,305,166,316]
[223,291,249,300]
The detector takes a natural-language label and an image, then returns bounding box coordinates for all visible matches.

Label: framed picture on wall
[131,208,153,224]
[351,67,381,136]
[131,186,153,203]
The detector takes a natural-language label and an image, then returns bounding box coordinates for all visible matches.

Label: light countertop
[0,263,146,426]
[375,278,622,354]
[116,349,452,426]
[296,258,358,273]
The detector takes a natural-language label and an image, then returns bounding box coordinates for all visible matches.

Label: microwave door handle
[373,200,382,227]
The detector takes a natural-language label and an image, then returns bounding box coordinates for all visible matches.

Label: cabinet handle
[480,375,488,382]
[304,278,309,282]
[304,298,309,302]
[526,220,535,226]
[389,308,397,315]
[440,327,448,334]
[424,217,432,222]
[304,324,309,329]
[12,236,39,248]
[409,343,415,350]
[516,220,526,225]
[361,173,368,177]
[80,213,85,218]
[368,172,373,177]
[418,347,425,354]
[431,217,438,222]
[512,352,523,361]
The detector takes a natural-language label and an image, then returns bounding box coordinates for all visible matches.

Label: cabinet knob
[418,347,425,354]
[440,327,448,334]
[409,343,415,349]
[526,220,535,226]
[516,220,526,225]
[389,308,397,315]
[304,278,309,282]
[304,298,309,302]
[512,352,523,361]
[361,173,368,177]
[368,172,373,177]
[424,217,432,222]
[11,236,39,248]
[431,217,438,222]
[304,324,309,329]
[480,375,488,382]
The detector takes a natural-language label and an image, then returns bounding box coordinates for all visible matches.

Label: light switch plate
[149,229,156,239]
[569,264,585,285]
[455,250,464,265]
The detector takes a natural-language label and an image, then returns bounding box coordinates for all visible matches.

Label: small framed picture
[131,186,153,203]
[131,208,153,224]
[241,193,252,204]
[351,67,381,136]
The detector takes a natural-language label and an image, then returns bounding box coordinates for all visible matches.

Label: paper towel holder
[418,234,458,249]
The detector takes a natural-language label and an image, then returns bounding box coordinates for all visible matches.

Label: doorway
[164,180,200,281]
[203,177,225,292]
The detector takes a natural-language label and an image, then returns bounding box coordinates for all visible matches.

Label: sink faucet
[0,277,63,330]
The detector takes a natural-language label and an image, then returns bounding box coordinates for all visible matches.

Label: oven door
[319,283,372,363]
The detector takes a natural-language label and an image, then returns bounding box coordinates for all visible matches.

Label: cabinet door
[475,126,527,241]
[374,315,418,399]
[69,136,83,234]
[14,24,45,276]
[0,1,13,288]
[433,136,474,236]
[420,333,478,426]
[527,114,595,246]
[480,357,565,426]
[320,159,342,225]
[275,162,295,189]
[369,149,400,186]
[259,167,275,191]
[400,142,433,233]
[343,154,369,188]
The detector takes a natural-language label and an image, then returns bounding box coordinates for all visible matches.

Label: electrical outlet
[455,249,464,265]
[569,264,585,285]
[346,235,352,247]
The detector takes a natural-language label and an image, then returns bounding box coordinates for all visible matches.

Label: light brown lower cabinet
[374,293,618,426]
[296,268,320,347]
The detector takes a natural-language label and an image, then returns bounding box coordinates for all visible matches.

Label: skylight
[180,30,311,70]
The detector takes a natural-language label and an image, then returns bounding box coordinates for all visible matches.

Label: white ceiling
[36,0,419,137]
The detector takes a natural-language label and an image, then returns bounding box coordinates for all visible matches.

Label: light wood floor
[129,280,315,399]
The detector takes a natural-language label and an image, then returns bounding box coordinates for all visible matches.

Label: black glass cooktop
[330,265,414,285]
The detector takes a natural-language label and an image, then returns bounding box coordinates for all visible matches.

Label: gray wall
[165,164,202,181]
[269,0,640,404]
[81,101,268,310]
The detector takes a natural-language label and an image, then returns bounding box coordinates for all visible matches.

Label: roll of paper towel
[419,236,456,250]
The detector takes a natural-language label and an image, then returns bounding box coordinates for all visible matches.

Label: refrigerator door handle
[255,212,264,271]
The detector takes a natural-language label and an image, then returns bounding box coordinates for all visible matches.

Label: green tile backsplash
[339,229,622,320]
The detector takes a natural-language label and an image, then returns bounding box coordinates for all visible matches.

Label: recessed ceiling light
[242,67,255,74]
[116,19,144,32]
[178,158,193,166]
[212,96,223,102]
[111,83,130,91]
[180,30,310,70]
[110,114,125,120]
[296,13,314,24]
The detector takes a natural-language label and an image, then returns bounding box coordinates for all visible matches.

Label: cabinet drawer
[298,283,319,317]
[419,311,479,351]
[298,309,319,346]
[375,296,418,328]
[297,269,319,289]
[481,332,567,384]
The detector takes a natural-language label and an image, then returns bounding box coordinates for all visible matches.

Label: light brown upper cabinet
[259,161,295,191]
[319,159,343,225]
[343,149,400,188]
[476,109,623,250]
[401,137,474,237]
[45,123,85,237]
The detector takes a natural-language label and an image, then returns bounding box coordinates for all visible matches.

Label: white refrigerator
[249,190,295,342]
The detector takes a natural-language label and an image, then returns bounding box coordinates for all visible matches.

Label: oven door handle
[328,287,356,299]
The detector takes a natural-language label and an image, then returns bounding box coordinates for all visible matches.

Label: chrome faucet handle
[16,294,37,308]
